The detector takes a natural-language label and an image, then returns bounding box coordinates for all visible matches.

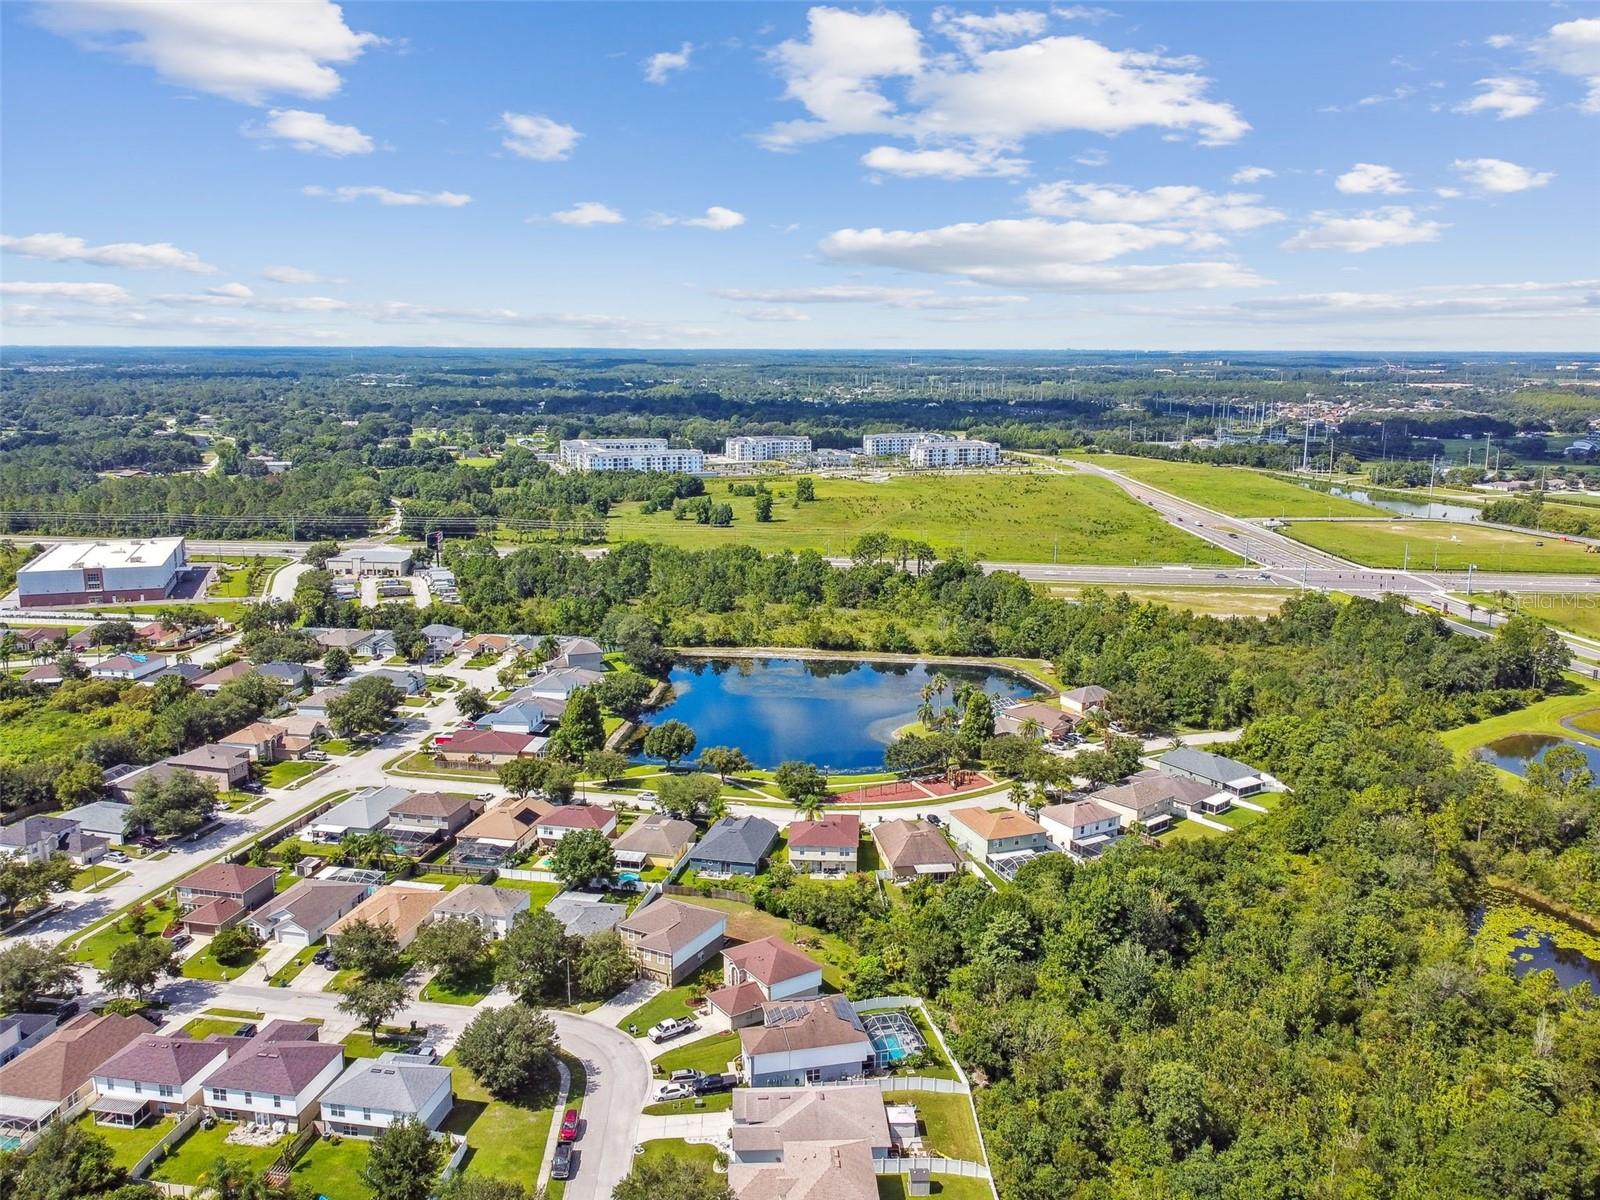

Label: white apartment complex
[558,437,705,472]
[724,435,812,462]
[862,431,946,457]
[908,437,1000,468]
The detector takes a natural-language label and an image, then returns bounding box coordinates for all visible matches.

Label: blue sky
[1,1,1596,350]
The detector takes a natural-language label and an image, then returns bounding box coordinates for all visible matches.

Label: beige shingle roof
[616,898,725,954]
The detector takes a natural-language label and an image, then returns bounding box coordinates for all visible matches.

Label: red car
[559,1109,580,1143]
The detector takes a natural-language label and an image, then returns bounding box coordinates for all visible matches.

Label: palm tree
[794,793,825,821]
[339,831,392,870]
[0,633,18,670]
[1020,717,1042,742]
[1008,780,1031,812]
[915,701,937,731]
[197,1156,280,1200]
[706,794,729,823]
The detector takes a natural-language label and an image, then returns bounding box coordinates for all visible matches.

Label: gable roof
[787,813,859,851]
[182,897,246,927]
[723,936,821,986]
[1095,770,1216,814]
[388,791,475,820]
[320,1052,450,1114]
[691,815,779,866]
[1063,684,1110,705]
[870,819,961,873]
[206,1038,343,1095]
[194,661,254,688]
[314,785,413,831]
[92,1034,227,1087]
[0,1013,155,1102]
[740,996,870,1058]
[481,701,558,730]
[617,898,726,954]
[546,893,626,938]
[165,744,250,771]
[176,863,277,896]
[428,884,530,923]
[0,815,75,847]
[328,885,444,941]
[611,812,696,857]
[1039,800,1120,829]
[949,806,1046,842]
[1159,747,1261,785]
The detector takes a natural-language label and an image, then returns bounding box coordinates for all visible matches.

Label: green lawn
[181,941,266,982]
[651,1031,741,1077]
[1078,453,1384,518]
[205,1007,265,1020]
[1046,583,1300,619]
[147,1120,286,1186]
[1281,519,1600,573]
[320,739,353,754]
[670,897,857,988]
[632,1138,724,1172]
[877,1175,993,1200]
[70,866,129,892]
[261,760,321,788]
[182,1016,257,1039]
[643,1091,734,1116]
[618,967,720,1037]
[342,1028,424,1059]
[1465,592,1600,640]
[1157,817,1224,843]
[488,878,562,907]
[420,958,497,1004]
[268,945,320,986]
[882,1090,983,1162]
[606,471,1232,565]
[73,1114,172,1171]
[73,897,179,968]
[442,1054,561,1182]
[92,600,249,622]
[1436,683,1600,759]
[1207,805,1264,832]
[287,1133,372,1200]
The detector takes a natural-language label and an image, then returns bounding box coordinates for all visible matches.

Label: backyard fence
[662,882,751,903]
[130,1105,203,1180]
[496,866,559,883]
[229,794,348,864]
[875,1155,992,1180]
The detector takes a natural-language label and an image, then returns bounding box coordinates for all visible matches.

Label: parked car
[27,997,76,1022]
[304,751,330,761]
[667,1069,700,1085]
[106,850,130,863]
[550,1144,573,1181]
[648,1017,697,1044]
[167,933,192,950]
[559,1108,579,1143]
[477,792,497,803]
[637,790,656,802]
[925,814,941,827]
[313,948,333,966]
[694,1073,736,1096]
[655,1081,695,1101]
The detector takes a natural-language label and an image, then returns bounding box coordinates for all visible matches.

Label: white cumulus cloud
[644,42,693,84]
[1023,181,1285,231]
[653,206,746,231]
[500,112,581,161]
[1281,207,1444,253]
[302,185,471,207]
[248,108,374,155]
[35,0,378,105]
[931,7,1050,57]
[861,145,1028,179]
[0,231,218,273]
[1231,165,1274,184]
[548,202,625,226]
[0,281,132,305]
[740,306,812,322]
[1456,76,1543,119]
[1452,157,1554,193]
[1534,18,1600,112]
[262,265,340,284]
[1335,163,1409,194]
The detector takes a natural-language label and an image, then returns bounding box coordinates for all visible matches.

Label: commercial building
[724,435,812,462]
[907,437,1000,468]
[326,547,413,577]
[558,437,705,472]
[17,538,187,608]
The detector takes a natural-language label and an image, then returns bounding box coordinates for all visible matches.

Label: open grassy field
[288,1135,371,1200]
[1076,454,1384,518]
[1046,583,1299,619]
[1436,684,1600,759]
[606,471,1232,565]
[1462,592,1600,641]
[1282,519,1600,573]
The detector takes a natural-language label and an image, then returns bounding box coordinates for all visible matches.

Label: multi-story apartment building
[723,435,812,462]
[907,438,1000,468]
[558,438,705,472]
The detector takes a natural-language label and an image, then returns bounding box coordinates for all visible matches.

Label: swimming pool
[864,1010,926,1067]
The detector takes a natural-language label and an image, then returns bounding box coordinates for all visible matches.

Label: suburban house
[327,885,445,949]
[478,700,561,736]
[247,880,372,946]
[14,626,67,650]
[686,815,780,877]
[193,661,256,693]
[1158,748,1267,799]
[729,1086,892,1200]
[256,662,311,691]
[522,666,604,700]
[20,663,64,686]
[708,937,825,1028]
[420,624,465,658]
[870,818,963,881]
[610,812,696,871]
[616,898,727,985]
[0,1014,56,1068]
[425,884,530,939]
[318,1051,454,1138]
[367,666,427,697]
[177,863,278,913]
[947,806,1052,866]
[1061,684,1111,716]
[306,785,412,844]
[533,803,617,846]
[738,996,874,1087]
[1090,771,1187,833]
[60,829,110,866]
[90,653,168,682]
[548,637,605,671]
[202,1031,345,1130]
[384,791,478,847]
[0,1013,156,1135]
[88,1035,232,1127]
[0,815,79,864]
[217,722,288,763]
[314,628,384,657]
[786,813,861,877]
[276,714,329,742]
[163,744,251,790]
[546,892,627,938]
[459,633,533,659]
[1039,800,1124,860]
[451,797,553,866]
[297,685,350,719]
[434,728,543,766]
[994,701,1078,742]
[150,662,207,687]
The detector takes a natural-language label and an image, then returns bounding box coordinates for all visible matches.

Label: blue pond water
[1473,733,1600,778]
[1470,904,1600,991]
[635,656,1041,771]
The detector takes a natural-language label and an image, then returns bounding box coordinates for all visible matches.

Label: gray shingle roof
[546,893,627,938]
[1158,748,1260,785]
[689,815,779,867]
[320,1051,451,1114]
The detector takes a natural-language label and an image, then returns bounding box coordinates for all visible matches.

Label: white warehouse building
[17,537,187,609]
[724,435,812,462]
[558,438,705,472]
[909,438,1000,468]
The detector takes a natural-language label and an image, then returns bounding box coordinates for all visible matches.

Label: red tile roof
[787,812,860,850]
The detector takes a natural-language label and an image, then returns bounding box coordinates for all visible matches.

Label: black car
[550,1144,573,1181]
[27,997,77,1024]
[694,1073,736,1096]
